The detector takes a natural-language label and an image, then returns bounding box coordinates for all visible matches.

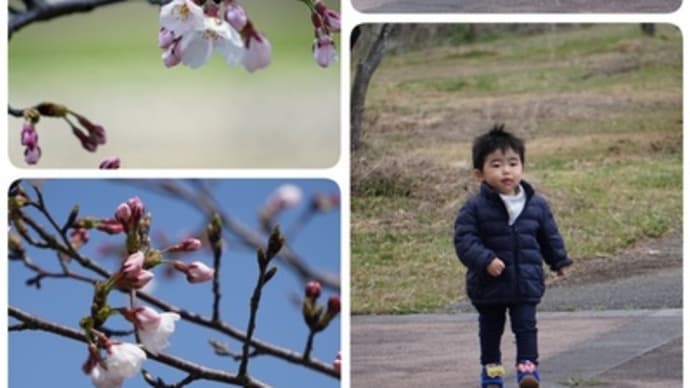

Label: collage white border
[1,1,689,387]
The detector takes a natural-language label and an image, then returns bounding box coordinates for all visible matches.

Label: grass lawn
[351,24,682,314]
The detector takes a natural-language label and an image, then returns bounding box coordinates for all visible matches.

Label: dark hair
[472,124,525,170]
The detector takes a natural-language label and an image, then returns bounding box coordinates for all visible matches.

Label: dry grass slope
[351,25,682,314]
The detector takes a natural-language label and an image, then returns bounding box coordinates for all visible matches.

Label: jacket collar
[480,180,535,202]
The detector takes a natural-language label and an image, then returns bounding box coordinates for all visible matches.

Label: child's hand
[556,266,569,278]
[486,258,505,277]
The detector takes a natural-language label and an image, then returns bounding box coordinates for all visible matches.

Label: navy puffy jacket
[454,180,572,305]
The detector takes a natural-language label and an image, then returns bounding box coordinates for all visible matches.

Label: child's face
[475,148,524,195]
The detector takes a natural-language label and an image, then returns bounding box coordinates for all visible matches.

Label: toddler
[454,125,573,388]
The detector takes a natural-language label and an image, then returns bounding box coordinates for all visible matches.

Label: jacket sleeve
[454,200,495,272]
[537,198,573,271]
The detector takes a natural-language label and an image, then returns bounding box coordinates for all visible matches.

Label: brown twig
[10,183,340,380]
[8,306,270,388]
[8,0,170,37]
[128,180,340,291]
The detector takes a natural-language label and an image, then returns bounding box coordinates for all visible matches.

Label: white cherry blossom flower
[90,342,146,387]
[271,184,303,208]
[159,0,205,37]
[106,343,146,378]
[243,33,271,73]
[179,17,244,69]
[90,366,124,388]
[138,310,181,355]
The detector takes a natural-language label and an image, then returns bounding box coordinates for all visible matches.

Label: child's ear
[473,169,483,180]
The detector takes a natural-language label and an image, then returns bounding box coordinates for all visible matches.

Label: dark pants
[474,303,538,366]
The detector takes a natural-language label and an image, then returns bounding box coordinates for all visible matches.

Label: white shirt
[499,183,526,225]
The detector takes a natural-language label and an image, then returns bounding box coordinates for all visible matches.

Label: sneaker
[516,360,540,388]
[481,363,505,388]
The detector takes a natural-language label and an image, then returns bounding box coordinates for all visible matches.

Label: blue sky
[8,179,341,388]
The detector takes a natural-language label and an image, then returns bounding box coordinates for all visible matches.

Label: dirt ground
[353,0,681,13]
[544,228,682,288]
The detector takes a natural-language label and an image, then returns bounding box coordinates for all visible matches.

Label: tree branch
[9,0,129,37]
[8,306,270,388]
[10,183,339,379]
[130,180,340,291]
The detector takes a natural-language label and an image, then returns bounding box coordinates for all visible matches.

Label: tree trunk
[350,24,391,152]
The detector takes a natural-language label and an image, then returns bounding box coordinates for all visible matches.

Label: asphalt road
[352,309,682,387]
[351,233,683,387]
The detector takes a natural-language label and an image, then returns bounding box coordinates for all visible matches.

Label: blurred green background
[8,1,340,168]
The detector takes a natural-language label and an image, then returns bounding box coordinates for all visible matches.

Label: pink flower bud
[243,33,271,73]
[115,203,131,225]
[327,295,340,314]
[122,251,145,276]
[70,228,90,246]
[169,238,202,252]
[312,193,340,211]
[130,269,154,289]
[127,196,145,222]
[99,157,121,169]
[71,127,98,152]
[74,114,106,145]
[314,1,340,32]
[313,31,337,68]
[225,2,247,31]
[184,261,214,283]
[162,41,183,68]
[158,27,176,49]
[21,121,38,147]
[321,9,340,32]
[305,280,321,299]
[97,218,124,234]
[24,146,41,165]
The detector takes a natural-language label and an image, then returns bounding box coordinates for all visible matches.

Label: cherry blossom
[159,0,205,37]
[270,184,303,209]
[98,157,120,169]
[314,0,340,32]
[125,306,181,355]
[158,27,176,49]
[224,1,247,31]
[179,17,244,69]
[90,342,146,388]
[173,260,215,283]
[117,251,154,289]
[139,312,181,354]
[24,146,41,165]
[168,237,203,252]
[313,30,337,68]
[162,40,183,67]
[243,32,271,73]
[305,280,321,299]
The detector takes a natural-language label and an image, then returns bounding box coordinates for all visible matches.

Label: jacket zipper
[512,224,521,297]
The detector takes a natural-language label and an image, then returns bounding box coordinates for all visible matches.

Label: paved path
[351,309,682,387]
[353,0,681,13]
[450,269,682,312]
[351,231,682,386]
